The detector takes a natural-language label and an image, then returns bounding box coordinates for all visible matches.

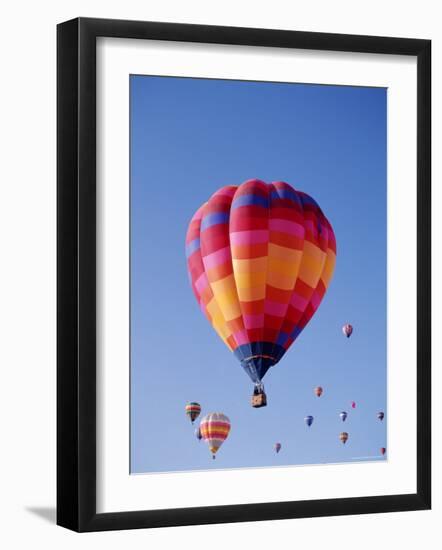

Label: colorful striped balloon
[185,402,201,424]
[200,413,231,459]
[185,180,336,390]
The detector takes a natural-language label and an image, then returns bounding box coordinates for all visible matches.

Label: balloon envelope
[377,411,385,421]
[380,447,386,456]
[340,432,349,444]
[314,386,323,397]
[185,180,336,387]
[200,412,231,458]
[342,324,353,338]
[274,442,282,454]
[340,411,348,422]
[185,402,201,423]
[305,415,314,427]
[351,401,356,409]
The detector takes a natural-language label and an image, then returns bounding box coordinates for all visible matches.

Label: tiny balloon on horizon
[342,324,353,338]
[304,415,314,427]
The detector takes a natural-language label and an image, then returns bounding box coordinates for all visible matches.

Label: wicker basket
[251,391,267,408]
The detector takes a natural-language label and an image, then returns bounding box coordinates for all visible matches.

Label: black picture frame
[57,17,431,532]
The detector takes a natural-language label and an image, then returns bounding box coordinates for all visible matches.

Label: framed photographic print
[57,17,431,532]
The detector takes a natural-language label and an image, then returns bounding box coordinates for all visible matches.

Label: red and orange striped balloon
[185,179,336,388]
[200,413,231,459]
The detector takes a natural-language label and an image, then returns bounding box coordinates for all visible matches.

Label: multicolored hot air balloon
[377,411,385,421]
[274,442,282,454]
[340,411,348,422]
[200,413,231,459]
[380,447,386,456]
[342,324,353,338]
[351,401,356,409]
[340,432,349,444]
[314,386,323,397]
[185,180,336,405]
[195,427,202,441]
[185,402,201,424]
[305,415,314,427]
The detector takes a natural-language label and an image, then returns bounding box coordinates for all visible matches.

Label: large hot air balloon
[380,447,386,456]
[195,427,202,441]
[185,402,201,424]
[314,386,323,398]
[186,180,336,407]
[340,411,348,422]
[340,432,349,444]
[274,442,282,454]
[305,415,314,427]
[200,413,231,459]
[342,324,353,338]
[377,411,385,421]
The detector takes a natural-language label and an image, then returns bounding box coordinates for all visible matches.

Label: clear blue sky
[130,75,386,474]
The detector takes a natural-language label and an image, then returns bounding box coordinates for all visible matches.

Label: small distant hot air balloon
[314,386,323,398]
[377,411,385,421]
[340,432,349,444]
[200,413,231,459]
[304,415,314,427]
[340,411,348,422]
[351,401,356,409]
[380,447,386,456]
[185,402,201,424]
[343,324,353,338]
[274,442,282,454]
[195,427,202,441]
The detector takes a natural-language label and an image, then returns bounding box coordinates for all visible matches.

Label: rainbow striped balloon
[185,179,336,388]
[200,413,231,459]
[185,402,201,424]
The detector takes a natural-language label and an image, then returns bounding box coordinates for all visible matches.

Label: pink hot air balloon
[342,324,353,338]
[351,401,356,409]
[185,179,337,407]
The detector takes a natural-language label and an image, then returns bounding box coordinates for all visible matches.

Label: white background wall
[0,1,439,548]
